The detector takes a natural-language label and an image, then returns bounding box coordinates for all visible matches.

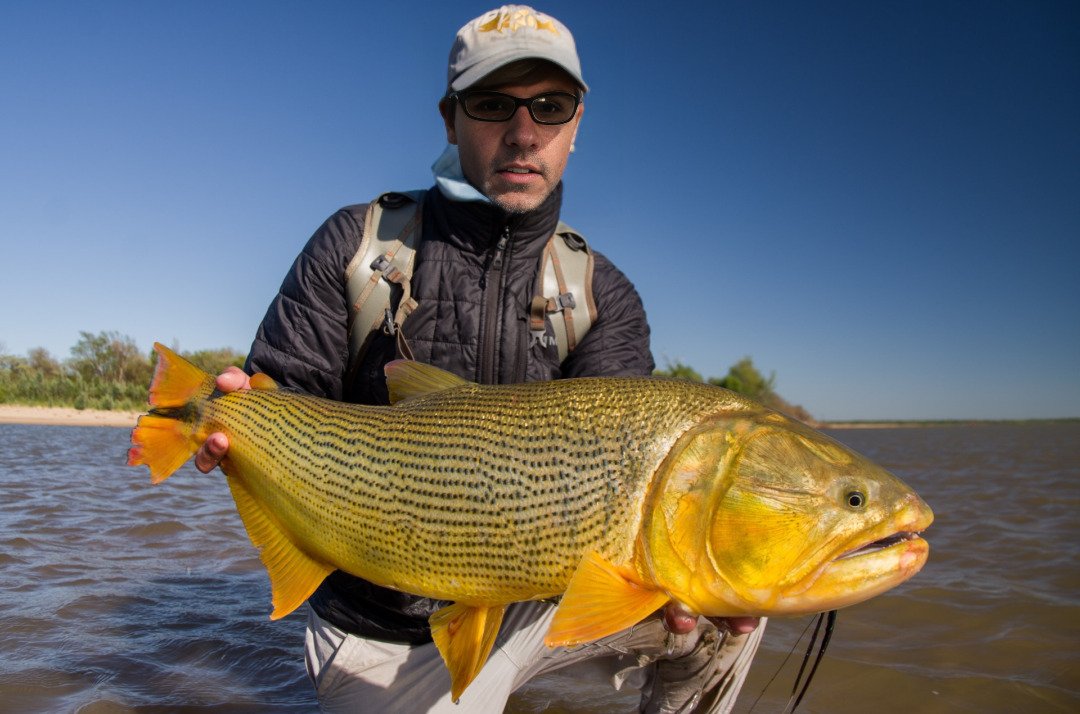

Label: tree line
[653,357,815,424]
[0,331,245,411]
[1,331,813,422]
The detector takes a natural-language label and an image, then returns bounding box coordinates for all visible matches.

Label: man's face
[441,67,583,214]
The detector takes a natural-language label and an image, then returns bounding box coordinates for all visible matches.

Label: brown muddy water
[1,422,1077,712]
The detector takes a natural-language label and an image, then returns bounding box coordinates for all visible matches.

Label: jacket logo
[477,9,558,35]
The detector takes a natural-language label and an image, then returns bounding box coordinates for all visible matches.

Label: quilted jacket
[245,182,654,643]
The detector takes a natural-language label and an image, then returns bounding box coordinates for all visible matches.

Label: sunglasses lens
[530,94,576,124]
[459,92,578,124]
[462,92,517,121]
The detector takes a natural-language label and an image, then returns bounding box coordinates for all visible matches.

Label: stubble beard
[483,155,552,215]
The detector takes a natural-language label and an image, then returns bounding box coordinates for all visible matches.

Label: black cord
[782,609,838,713]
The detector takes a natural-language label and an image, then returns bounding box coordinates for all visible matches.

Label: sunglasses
[450,90,581,125]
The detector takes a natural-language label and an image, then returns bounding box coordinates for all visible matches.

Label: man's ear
[570,101,584,152]
[439,98,458,144]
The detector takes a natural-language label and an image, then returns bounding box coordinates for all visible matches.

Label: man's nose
[503,105,539,148]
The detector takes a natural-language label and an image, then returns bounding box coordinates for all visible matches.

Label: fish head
[640,412,933,617]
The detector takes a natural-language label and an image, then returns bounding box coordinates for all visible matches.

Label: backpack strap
[344,190,425,374]
[530,222,597,363]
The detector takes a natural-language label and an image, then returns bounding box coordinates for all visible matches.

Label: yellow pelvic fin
[225,473,334,620]
[127,343,216,483]
[429,602,507,702]
[384,359,470,405]
[545,552,670,648]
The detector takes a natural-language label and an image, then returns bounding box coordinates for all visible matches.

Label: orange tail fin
[127,343,216,484]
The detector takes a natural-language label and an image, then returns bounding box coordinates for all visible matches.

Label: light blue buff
[431,144,491,204]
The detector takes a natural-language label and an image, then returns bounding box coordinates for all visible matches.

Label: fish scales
[199,376,736,603]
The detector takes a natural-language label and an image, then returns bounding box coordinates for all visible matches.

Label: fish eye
[845,490,867,509]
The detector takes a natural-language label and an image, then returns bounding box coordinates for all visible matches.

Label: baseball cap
[447,5,588,93]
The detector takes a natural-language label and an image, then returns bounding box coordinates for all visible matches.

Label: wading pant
[305,603,766,714]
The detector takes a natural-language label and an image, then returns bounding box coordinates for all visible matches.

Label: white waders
[305,602,765,713]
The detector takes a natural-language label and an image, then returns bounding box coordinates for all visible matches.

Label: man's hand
[663,602,760,636]
[193,367,250,473]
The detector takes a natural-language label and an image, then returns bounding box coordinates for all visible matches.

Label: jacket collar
[427,182,563,259]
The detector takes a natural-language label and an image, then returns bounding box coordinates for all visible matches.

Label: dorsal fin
[385,360,470,404]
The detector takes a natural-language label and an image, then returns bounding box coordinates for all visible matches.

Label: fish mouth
[837,530,926,560]
[776,501,933,614]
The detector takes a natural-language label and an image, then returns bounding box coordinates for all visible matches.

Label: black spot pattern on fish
[204,377,751,602]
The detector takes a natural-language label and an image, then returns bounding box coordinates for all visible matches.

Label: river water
[1,422,1077,712]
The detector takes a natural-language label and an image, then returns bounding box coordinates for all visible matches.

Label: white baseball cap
[447,5,588,92]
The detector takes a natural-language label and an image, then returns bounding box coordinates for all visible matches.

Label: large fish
[129,343,932,699]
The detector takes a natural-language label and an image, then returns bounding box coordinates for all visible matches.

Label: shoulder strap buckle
[344,190,426,375]
[533,223,597,362]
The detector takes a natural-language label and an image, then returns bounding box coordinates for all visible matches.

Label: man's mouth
[498,160,542,176]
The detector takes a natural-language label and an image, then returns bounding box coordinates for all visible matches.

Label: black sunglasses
[450,90,580,125]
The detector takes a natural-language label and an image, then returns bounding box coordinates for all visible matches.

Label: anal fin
[429,602,507,702]
[225,473,333,619]
[545,551,670,648]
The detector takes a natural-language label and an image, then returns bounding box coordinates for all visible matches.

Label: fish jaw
[770,493,933,614]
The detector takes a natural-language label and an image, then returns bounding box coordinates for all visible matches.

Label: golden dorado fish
[129,343,932,699]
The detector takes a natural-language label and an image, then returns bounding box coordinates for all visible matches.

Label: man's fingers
[663,602,762,636]
[719,616,761,635]
[195,368,249,474]
[663,603,699,634]
[216,366,250,393]
[195,432,229,473]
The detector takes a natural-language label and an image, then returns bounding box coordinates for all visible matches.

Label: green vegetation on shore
[0,332,245,411]
[3,332,810,420]
[653,357,815,424]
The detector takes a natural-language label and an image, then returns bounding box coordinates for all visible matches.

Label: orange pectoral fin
[224,474,333,619]
[429,602,507,702]
[544,552,671,648]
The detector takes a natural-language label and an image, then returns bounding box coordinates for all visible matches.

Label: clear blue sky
[1,1,1077,421]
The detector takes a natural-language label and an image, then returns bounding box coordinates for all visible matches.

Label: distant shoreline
[0,404,140,428]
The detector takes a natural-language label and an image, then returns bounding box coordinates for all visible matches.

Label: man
[197,6,762,712]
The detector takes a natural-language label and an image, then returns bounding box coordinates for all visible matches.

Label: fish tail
[127,342,216,484]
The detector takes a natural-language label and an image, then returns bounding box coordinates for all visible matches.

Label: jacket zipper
[479,226,510,384]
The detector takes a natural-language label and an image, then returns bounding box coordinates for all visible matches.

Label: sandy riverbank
[0,405,141,428]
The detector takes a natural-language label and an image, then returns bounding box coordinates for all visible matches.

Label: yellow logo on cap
[478,8,558,34]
